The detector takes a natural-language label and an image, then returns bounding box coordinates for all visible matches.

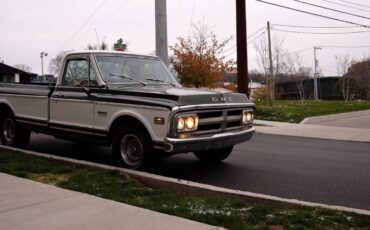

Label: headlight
[242,111,254,124]
[177,117,185,130]
[176,114,198,132]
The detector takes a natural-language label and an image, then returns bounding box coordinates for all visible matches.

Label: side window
[62,59,97,87]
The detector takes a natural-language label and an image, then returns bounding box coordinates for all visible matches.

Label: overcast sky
[1,0,370,76]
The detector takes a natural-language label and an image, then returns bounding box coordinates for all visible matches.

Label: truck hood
[98,85,253,109]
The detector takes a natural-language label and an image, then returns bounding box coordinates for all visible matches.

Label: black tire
[0,110,31,148]
[194,146,234,163]
[112,123,161,170]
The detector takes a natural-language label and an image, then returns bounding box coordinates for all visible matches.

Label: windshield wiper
[145,78,177,86]
[109,73,147,86]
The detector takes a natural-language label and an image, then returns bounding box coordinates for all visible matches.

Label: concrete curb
[1,145,370,217]
[301,110,370,124]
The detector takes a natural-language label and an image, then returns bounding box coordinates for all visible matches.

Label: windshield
[95,55,179,86]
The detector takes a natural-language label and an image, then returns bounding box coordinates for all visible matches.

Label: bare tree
[254,36,289,105]
[335,54,353,101]
[13,64,32,72]
[286,53,312,103]
[48,50,73,76]
[254,36,288,80]
[86,40,109,50]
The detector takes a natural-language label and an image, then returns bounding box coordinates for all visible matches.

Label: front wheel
[194,146,234,163]
[0,111,30,148]
[112,123,161,170]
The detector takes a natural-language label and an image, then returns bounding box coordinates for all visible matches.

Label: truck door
[49,57,97,134]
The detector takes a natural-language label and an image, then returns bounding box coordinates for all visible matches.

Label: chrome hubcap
[3,118,15,143]
[120,134,143,167]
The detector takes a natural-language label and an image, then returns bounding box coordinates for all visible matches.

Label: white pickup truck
[0,51,255,170]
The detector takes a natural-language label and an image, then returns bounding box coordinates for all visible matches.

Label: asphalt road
[25,132,370,210]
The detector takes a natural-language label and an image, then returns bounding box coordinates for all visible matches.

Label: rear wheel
[112,123,161,170]
[0,111,30,148]
[194,146,233,163]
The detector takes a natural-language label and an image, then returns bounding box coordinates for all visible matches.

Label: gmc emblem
[211,97,233,102]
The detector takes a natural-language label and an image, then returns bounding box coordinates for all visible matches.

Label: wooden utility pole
[267,21,274,105]
[236,0,249,96]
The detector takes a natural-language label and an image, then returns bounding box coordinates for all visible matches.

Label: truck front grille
[195,109,245,135]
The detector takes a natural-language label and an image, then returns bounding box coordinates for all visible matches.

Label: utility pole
[267,21,274,106]
[236,0,249,96]
[40,52,48,76]
[313,46,322,100]
[155,0,169,66]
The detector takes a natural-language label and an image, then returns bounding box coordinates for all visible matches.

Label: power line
[273,24,363,29]
[47,0,131,58]
[248,31,267,44]
[336,0,370,9]
[287,47,312,54]
[49,0,107,56]
[223,31,267,58]
[319,0,370,13]
[272,28,370,34]
[292,0,370,20]
[255,0,370,28]
[222,27,266,54]
[321,45,370,48]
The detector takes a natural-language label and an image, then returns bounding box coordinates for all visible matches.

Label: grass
[1,149,370,230]
[254,100,370,123]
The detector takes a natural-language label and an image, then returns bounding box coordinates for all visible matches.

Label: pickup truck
[0,51,255,170]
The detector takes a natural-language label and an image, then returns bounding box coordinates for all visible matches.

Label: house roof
[0,63,37,76]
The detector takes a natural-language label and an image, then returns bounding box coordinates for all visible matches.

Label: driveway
[301,110,370,129]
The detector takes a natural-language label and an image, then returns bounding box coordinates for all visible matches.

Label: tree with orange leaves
[170,23,235,88]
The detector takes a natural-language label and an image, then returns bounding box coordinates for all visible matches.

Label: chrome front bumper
[163,128,255,153]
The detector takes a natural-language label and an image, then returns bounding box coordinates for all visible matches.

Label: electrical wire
[272,28,370,34]
[287,47,312,54]
[292,0,370,20]
[319,0,370,13]
[336,0,370,9]
[321,45,370,48]
[272,24,363,29]
[248,31,267,44]
[222,27,266,54]
[255,0,370,28]
[223,31,267,58]
[49,0,107,56]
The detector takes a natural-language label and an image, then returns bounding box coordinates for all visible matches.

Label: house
[0,62,37,83]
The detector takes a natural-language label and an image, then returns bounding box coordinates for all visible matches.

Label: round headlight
[246,113,252,122]
[185,117,195,129]
[243,112,253,123]
[177,117,185,130]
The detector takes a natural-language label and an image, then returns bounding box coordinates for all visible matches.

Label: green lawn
[1,149,370,230]
[254,100,370,123]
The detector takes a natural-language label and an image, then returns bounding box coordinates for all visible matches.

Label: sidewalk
[0,173,224,230]
[255,119,370,143]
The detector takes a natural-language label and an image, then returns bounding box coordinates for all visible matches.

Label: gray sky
[1,0,370,76]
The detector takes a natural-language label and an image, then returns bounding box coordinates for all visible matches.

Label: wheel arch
[0,102,15,117]
[108,114,153,143]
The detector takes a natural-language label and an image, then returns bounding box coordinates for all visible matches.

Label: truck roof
[66,50,160,59]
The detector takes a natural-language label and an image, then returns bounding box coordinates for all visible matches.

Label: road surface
[25,133,370,210]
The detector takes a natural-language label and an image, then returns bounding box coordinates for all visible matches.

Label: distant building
[275,77,342,100]
[32,74,56,83]
[0,63,37,83]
